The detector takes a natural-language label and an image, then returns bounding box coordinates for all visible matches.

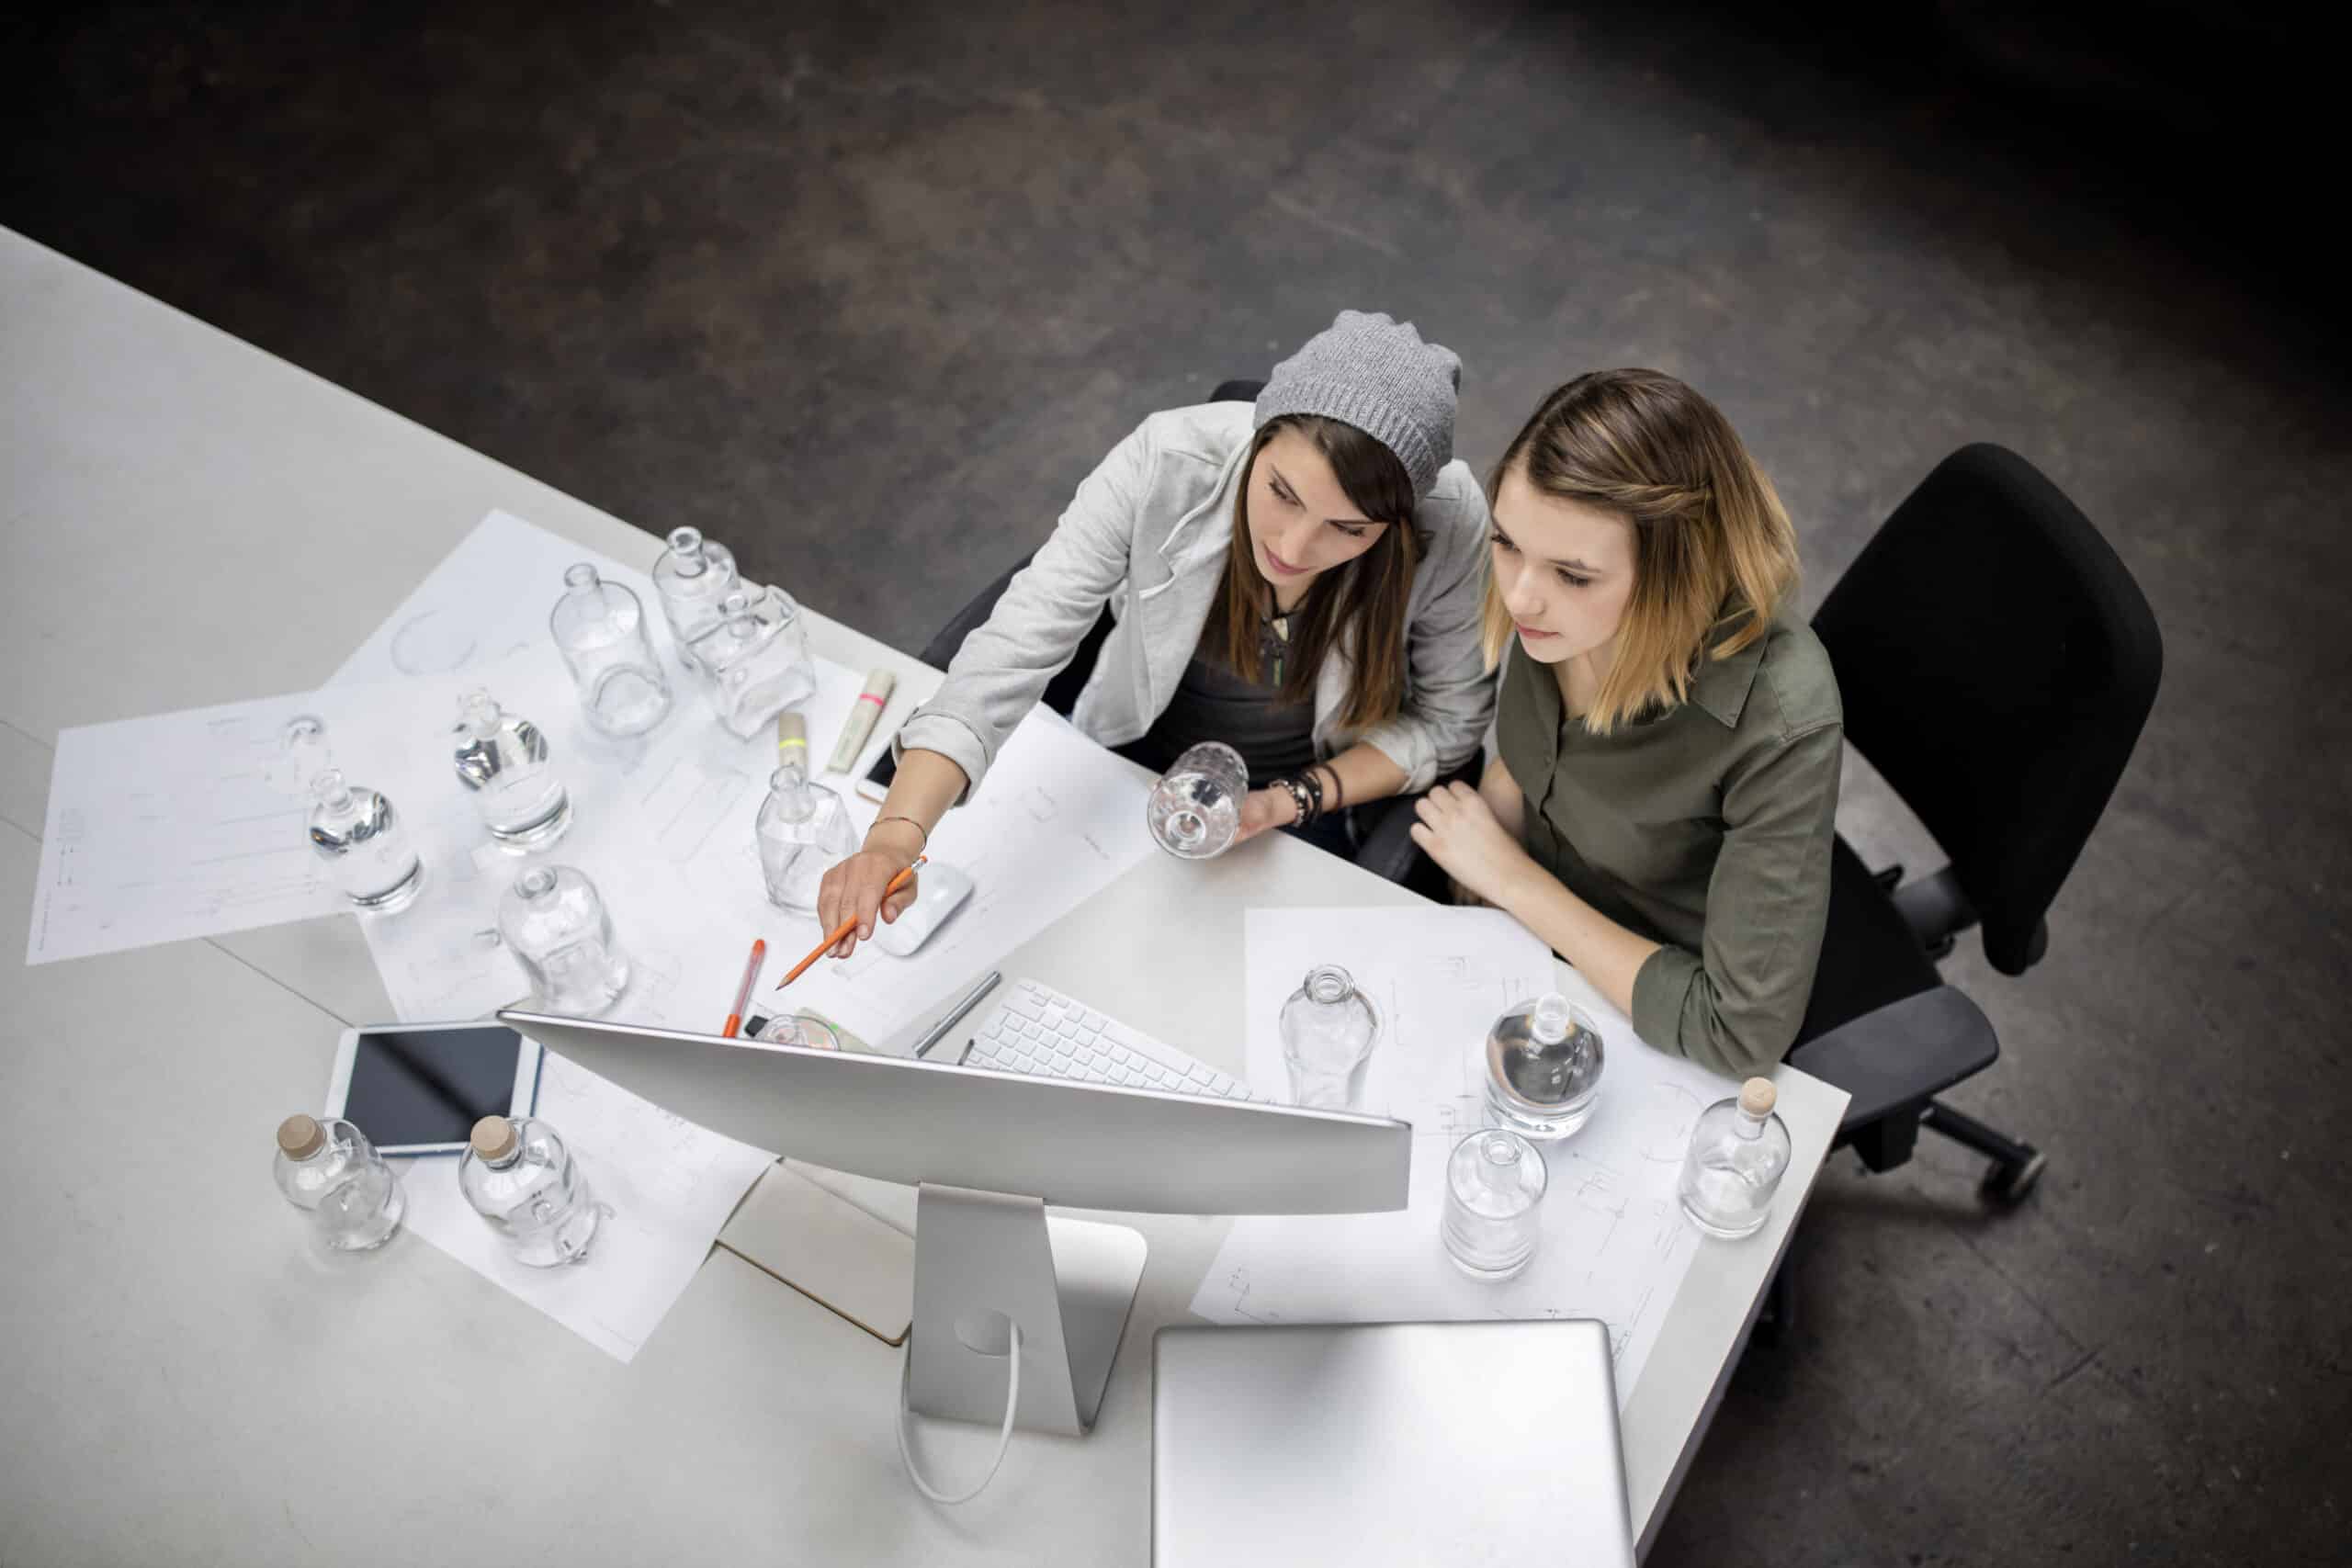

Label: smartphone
[856,725,902,804]
[327,1022,542,1156]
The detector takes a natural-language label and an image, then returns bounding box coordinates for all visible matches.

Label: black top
[1126,615,1318,785]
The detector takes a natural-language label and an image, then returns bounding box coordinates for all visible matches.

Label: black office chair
[1783,444,2164,1204]
[914,379,1462,895]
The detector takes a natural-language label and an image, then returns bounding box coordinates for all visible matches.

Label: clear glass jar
[1279,964,1381,1110]
[1146,740,1247,859]
[273,1113,405,1252]
[1678,1078,1792,1239]
[755,748,857,912]
[458,1115,602,1267]
[650,525,741,671]
[1441,1127,1547,1280]
[306,769,424,913]
[497,864,631,1015]
[549,563,673,738]
[452,689,571,850]
[1484,992,1605,1140]
[755,1013,842,1049]
[687,587,817,739]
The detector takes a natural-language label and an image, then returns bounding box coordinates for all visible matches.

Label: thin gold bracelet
[870,814,929,852]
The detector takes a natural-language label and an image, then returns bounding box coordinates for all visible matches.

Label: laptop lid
[1152,1320,1635,1567]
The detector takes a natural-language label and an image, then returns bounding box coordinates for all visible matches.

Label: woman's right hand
[813,821,925,961]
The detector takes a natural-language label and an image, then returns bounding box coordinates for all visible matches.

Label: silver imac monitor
[499,1008,1411,1438]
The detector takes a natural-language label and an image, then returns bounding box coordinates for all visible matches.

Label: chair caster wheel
[1982,1148,2046,1205]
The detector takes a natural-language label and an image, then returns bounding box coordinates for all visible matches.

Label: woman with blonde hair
[1410,369,1841,1077]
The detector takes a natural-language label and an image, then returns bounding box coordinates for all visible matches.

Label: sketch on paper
[1189,906,1741,1408]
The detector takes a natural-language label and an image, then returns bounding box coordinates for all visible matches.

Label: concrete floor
[10,4,2347,1563]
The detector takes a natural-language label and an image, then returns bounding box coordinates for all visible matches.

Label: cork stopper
[469,1115,518,1161]
[277,1113,326,1159]
[1739,1078,1777,1118]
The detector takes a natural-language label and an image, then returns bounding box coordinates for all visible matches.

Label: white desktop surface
[0,228,1849,1563]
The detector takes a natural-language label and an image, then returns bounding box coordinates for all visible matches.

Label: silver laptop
[1153,1320,1636,1567]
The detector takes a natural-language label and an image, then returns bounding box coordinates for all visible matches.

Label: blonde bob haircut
[1482,369,1800,735]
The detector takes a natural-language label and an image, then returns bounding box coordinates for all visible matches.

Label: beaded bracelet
[1274,775,1317,826]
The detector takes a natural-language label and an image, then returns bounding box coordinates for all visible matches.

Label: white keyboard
[961,977,1257,1101]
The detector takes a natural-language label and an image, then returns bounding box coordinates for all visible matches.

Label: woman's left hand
[1230,785,1300,846]
[1411,782,1534,908]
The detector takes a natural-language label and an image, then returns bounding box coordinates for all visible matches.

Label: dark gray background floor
[10,4,2346,1563]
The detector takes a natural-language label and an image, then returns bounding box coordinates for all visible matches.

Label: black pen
[911,970,1001,1060]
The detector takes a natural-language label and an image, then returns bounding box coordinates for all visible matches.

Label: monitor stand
[907,1183,1149,1437]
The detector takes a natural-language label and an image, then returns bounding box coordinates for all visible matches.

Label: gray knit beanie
[1253,310,1462,498]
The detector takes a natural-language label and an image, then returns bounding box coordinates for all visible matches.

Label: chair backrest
[1813,445,2163,975]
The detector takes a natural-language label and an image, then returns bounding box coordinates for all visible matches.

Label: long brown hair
[1204,414,1425,729]
[1482,370,1799,734]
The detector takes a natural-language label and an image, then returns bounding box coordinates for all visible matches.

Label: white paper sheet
[328,509,1161,1046]
[330,508,600,688]
[390,1050,775,1362]
[23,667,557,965]
[1188,907,1739,1406]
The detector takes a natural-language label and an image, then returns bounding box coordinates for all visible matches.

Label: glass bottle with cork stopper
[1677,1077,1792,1238]
[272,1112,405,1251]
[458,1113,603,1267]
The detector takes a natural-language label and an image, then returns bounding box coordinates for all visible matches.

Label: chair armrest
[1786,986,2001,1135]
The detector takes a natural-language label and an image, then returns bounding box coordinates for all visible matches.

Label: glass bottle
[497,864,631,1015]
[1278,964,1381,1110]
[549,563,673,738]
[1484,992,1605,1140]
[650,525,741,671]
[691,587,817,739]
[1146,740,1248,859]
[756,715,858,911]
[274,1113,405,1252]
[452,689,571,850]
[277,713,332,796]
[307,769,424,913]
[458,1114,603,1267]
[1441,1126,1547,1280]
[1678,1077,1793,1239]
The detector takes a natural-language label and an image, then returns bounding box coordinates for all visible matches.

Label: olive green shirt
[1494,615,1843,1077]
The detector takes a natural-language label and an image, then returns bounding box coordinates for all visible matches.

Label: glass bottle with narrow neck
[1678,1077,1792,1238]
[692,587,816,738]
[306,769,424,913]
[548,563,673,738]
[497,863,631,1015]
[1279,964,1381,1109]
[458,1114,602,1267]
[452,689,571,850]
[273,1113,404,1251]
[1485,991,1605,1139]
[756,715,857,911]
[651,525,740,671]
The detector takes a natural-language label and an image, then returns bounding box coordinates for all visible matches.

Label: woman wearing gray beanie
[816,309,1496,958]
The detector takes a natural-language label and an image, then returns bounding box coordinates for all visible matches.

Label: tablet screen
[344,1025,534,1150]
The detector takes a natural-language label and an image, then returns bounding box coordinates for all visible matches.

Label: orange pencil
[775,857,925,990]
[722,939,766,1038]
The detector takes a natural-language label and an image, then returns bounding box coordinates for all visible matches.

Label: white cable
[895,1320,1023,1506]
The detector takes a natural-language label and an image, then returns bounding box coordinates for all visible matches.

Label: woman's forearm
[1495,862,1660,1021]
[869,748,971,855]
[1313,742,1408,811]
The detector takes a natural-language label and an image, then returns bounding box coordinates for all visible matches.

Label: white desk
[0,228,1848,1563]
